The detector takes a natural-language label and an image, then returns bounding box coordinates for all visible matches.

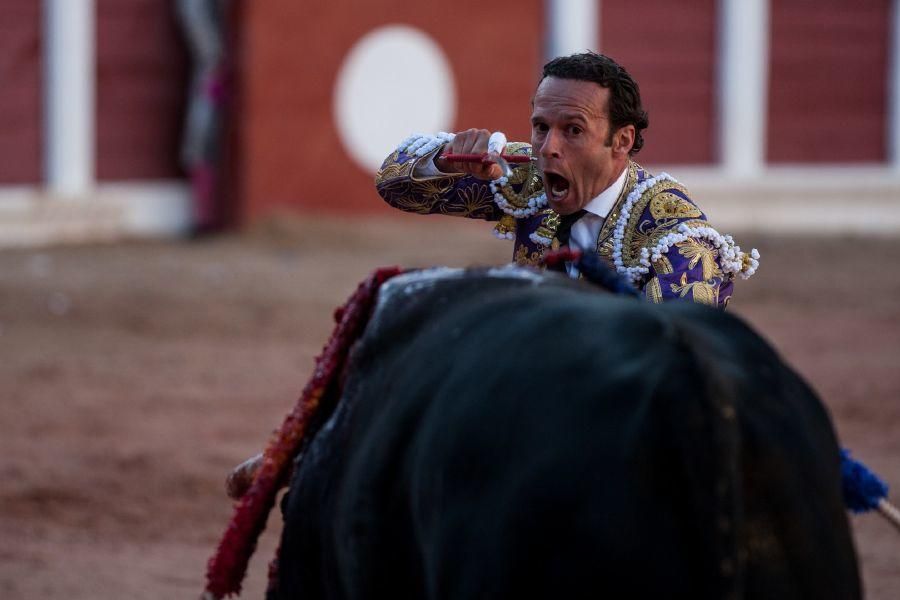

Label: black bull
[271,268,860,599]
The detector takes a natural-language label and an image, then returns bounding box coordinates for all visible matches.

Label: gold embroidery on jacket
[650,191,702,220]
[497,162,544,209]
[505,142,532,157]
[670,272,719,306]
[411,177,455,201]
[505,143,541,194]
[676,237,723,281]
[493,214,517,238]
[620,180,687,267]
[389,194,434,214]
[597,162,641,259]
[652,255,674,275]
[506,162,531,187]
[514,244,545,266]
[449,184,493,216]
[645,277,663,303]
[534,210,562,245]
[375,151,412,184]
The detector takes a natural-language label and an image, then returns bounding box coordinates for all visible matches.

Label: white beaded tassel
[397,132,456,156]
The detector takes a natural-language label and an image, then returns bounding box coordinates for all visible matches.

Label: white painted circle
[334,25,456,173]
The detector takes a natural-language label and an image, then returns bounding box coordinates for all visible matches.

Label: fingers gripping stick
[438,153,533,164]
[443,131,531,178]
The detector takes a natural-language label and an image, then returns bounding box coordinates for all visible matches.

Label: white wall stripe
[44,0,95,197]
[546,0,598,59]
[718,0,769,178]
[889,0,900,170]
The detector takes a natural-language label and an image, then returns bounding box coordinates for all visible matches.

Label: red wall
[235,1,542,219]
[0,2,894,198]
[601,0,719,165]
[96,0,189,180]
[767,0,890,163]
[0,1,42,184]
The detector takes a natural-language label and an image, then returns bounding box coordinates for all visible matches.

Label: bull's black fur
[273,268,859,599]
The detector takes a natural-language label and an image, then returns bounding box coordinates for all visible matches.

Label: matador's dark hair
[541,52,649,155]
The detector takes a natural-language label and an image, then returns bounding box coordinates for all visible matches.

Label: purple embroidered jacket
[376,142,747,308]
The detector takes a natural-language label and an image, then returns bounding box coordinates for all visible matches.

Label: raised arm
[375,130,533,221]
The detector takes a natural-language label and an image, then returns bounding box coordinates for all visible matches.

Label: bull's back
[276,269,859,600]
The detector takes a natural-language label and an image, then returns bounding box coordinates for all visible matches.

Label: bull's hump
[377,265,559,307]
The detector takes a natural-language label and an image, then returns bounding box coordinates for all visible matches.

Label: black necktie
[555,209,587,247]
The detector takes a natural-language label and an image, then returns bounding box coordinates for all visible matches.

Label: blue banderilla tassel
[840,448,900,532]
[575,252,640,297]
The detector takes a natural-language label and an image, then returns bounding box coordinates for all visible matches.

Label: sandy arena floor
[1,214,898,598]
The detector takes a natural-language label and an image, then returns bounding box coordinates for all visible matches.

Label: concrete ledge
[651,166,900,234]
[1,170,899,247]
[0,181,191,248]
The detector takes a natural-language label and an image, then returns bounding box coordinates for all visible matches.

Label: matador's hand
[434,128,504,180]
[225,453,262,500]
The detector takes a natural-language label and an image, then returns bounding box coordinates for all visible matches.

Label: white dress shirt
[566,166,629,276]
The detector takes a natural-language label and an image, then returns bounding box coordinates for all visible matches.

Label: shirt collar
[583,165,628,219]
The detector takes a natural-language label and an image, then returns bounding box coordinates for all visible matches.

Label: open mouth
[544,171,570,203]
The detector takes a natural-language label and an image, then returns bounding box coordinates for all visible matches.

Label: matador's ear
[612,124,636,156]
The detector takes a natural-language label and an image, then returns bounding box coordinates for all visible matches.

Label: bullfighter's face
[531,77,634,215]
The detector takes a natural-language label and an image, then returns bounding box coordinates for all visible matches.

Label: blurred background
[2,0,899,239]
[1,1,899,598]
